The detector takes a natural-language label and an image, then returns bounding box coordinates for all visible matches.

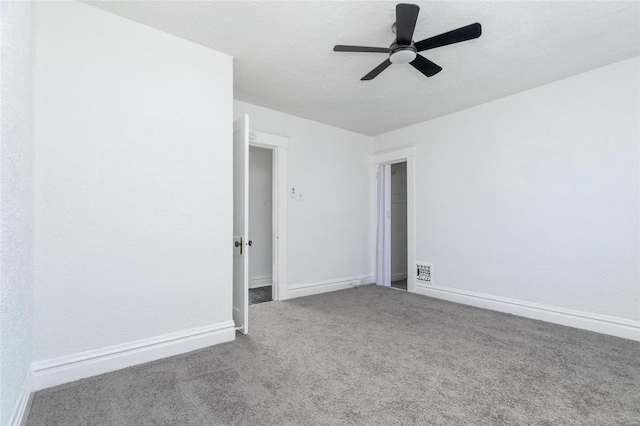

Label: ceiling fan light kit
[389,46,417,64]
[333,3,482,80]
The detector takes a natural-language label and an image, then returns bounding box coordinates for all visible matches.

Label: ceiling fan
[333,3,482,80]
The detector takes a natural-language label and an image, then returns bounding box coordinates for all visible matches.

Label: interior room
[1,1,638,425]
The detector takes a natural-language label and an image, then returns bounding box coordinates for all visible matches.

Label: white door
[233,115,249,334]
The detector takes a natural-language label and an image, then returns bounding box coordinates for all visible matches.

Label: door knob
[248,240,253,247]
[234,237,243,255]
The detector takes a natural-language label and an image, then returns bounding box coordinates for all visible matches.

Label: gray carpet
[27,285,640,425]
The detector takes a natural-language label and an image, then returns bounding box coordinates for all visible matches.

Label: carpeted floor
[27,285,640,425]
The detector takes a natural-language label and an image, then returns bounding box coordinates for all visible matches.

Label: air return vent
[416,262,433,284]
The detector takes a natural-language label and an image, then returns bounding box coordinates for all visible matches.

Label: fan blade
[334,45,391,53]
[396,3,420,45]
[410,55,442,77]
[415,23,482,52]
[361,59,392,81]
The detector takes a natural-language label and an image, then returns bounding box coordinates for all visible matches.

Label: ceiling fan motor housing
[389,44,417,64]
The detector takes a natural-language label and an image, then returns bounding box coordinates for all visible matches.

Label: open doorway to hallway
[390,162,408,291]
[248,146,274,305]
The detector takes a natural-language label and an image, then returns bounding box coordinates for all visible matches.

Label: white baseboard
[391,273,408,281]
[249,276,272,289]
[33,320,236,391]
[8,366,34,426]
[287,275,374,299]
[415,284,640,341]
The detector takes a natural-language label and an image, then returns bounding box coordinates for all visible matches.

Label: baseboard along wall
[287,275,375,299]
[249,276,272,289]
[31,320,236,392]
[415,284,640,341]
[391,273,408,281]
[8,367,34,426]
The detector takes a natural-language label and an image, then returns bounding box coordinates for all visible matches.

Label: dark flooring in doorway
[249,285,272,305]
[391,279,407,290]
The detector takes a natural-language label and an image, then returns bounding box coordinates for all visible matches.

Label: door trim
[250,131,288,301]
[372,147,416,293]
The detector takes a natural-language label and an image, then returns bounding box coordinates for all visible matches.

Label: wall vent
[416,262,433,284]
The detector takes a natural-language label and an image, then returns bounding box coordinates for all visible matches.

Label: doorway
[390,162,408,290]
[233,114,289,335]
[372,147,416,293]
[248,146,274,305]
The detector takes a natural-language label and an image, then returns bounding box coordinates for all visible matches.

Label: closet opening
[390,162,408,291]
[373,146,415,293]
[248,146,274,305]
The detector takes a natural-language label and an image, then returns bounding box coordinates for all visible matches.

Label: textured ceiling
[87,1,640,136]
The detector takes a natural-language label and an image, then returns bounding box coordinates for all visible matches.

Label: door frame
[249,131,288,301]
[371,147,416,293]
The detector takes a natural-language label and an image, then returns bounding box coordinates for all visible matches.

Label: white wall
[390,162,407,280]
[0,1,35,423]
[374,57,640,321]
[249,147,273,288]
[34,2,233,362]
[234,101,373,290]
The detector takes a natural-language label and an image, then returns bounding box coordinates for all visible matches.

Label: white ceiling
[87,1,639,136]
